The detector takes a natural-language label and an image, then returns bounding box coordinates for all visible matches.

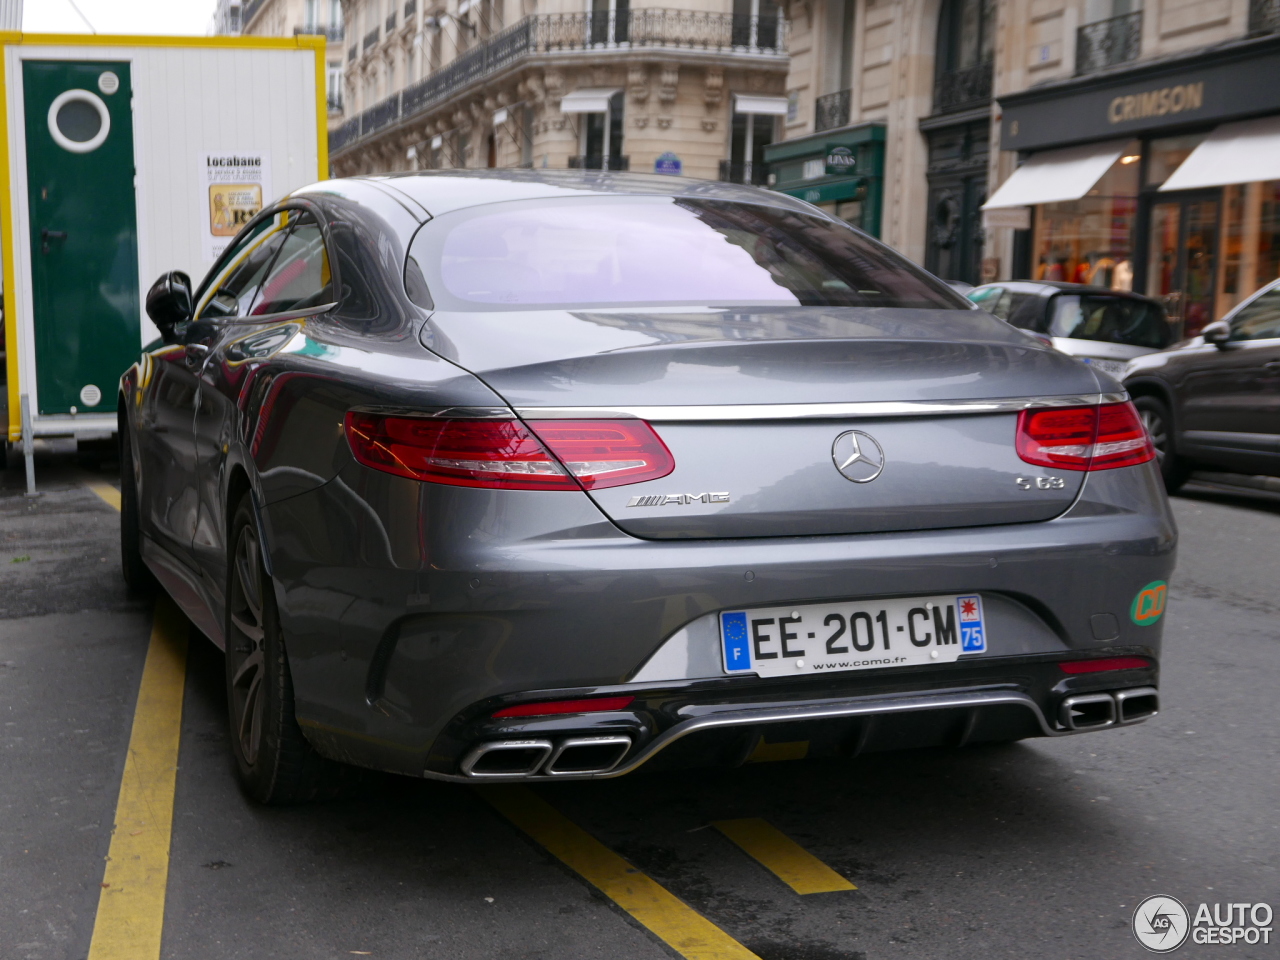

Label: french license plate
[720,594,987,678]
[1084,357,1128,378]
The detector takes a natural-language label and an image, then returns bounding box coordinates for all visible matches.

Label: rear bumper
[422,653,1159,781]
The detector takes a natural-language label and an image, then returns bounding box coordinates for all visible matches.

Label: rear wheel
[1133,395,1189,494]
[118,420,156,596]
[225,494,334,804]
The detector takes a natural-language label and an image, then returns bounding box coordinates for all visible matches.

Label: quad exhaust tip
[461,735,633,778]
[461,739,553,778]
[1060,687,1158,731]
[545,736,632,776]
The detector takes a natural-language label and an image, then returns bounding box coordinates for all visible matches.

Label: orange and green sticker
[1130,580,1167,625]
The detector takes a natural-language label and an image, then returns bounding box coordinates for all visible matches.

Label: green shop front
[764,123,885,236]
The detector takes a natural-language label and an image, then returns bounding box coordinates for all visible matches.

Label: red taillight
[1016,401,1155,471]
[1059,657,1152,674]
[344,413,674,490]
[524,419,674,490]
[492,696,636,718]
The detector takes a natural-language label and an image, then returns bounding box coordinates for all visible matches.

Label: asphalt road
[2,446,1277,960]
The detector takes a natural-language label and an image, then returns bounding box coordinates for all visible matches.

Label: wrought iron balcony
[332,9,787,157]
[569,155,630,170]
[718,159,768,185]
[327,92,344,112]
[363,27,380,51]
[1250,0,1280,33]
[294,24,345,41]
[932,60,992,114]
[1076,12,1142,75]
[814,89,851,132]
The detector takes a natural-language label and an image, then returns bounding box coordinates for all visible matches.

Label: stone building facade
[774,0,1280,309]
[328,0,791,179]
[214,0,349,128]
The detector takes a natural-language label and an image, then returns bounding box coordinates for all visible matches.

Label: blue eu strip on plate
[721,611,752,672]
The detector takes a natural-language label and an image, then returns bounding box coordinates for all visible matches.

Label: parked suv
[968,282,1172,379]
[1124,278,1280,493]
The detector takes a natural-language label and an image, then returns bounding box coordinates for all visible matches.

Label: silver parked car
[966,281,1173,380]
[122,171,1175,803]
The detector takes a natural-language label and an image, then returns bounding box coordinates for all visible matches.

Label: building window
[724,111,776,185]
[933,0,994,114]
[577,91,626,169]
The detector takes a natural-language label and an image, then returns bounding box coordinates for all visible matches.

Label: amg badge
[627,492,730,507]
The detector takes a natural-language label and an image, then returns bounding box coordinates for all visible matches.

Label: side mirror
[146,271,193,343]
[1201,319,1231,349]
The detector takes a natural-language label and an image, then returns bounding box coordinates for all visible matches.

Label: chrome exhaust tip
[1115,686,1159,725]
[461,739,553,777]
[544,736,632,776]
[1059,692,1116,730]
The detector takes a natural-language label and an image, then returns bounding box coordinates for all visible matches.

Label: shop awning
[982,139,1130,209]
[559,88,622,113]
[1160,116,1280,191]
[733,94,789,116]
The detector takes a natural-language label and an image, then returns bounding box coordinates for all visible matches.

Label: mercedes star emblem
[831,430,886,483]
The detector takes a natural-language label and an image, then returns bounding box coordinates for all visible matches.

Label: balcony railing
[295,24,345,41]
[333,9,787,156]
[1250,0,1280,33]
[568,154,630,170]
[1076,11,1142,75]
[718,159,768,185]
[363,27,380,51]
[932,60,993,113]
[327,92,345,112]
[814,89,851,132]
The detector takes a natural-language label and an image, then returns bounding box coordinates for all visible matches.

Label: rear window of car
[1048,294,1170,348]
[408,196,968,311]
[968,286,1037,324]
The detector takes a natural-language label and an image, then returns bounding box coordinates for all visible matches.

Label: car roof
[970,280,1158,303]
[300,169,821,220]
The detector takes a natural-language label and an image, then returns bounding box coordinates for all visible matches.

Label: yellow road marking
[712,819,855,895]
[87,597,188,960]
[481,786,761,960]
[87,483,122,511]
[747,738,809,763]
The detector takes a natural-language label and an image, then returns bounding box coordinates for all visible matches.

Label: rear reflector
[344,414,673,490]
[492,696,636,718]
[1016,401,1155,471]
[1059,657,1152,674]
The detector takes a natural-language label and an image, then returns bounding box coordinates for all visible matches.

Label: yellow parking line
[87,482,122,511]
[712,818,855,895]
[87,596,188,960]
[481,786,761,960]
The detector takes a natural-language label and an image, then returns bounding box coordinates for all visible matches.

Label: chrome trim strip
[515,393,1130,422]
[429,687,1089,784]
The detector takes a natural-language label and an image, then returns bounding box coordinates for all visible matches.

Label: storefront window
[1217,181,1280,315]
[1032,141,1139,289]
[1145,134,1206,187]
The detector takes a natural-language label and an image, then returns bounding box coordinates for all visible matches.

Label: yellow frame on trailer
[0,32,329,442]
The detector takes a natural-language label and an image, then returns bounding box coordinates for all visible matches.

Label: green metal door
[24,60,139,416]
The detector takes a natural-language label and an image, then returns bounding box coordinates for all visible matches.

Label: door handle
[40,228,67,254]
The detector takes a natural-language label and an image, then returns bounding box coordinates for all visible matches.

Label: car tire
[1133,395,1189,494]
[118,421,157,596]
[225,493,335,805]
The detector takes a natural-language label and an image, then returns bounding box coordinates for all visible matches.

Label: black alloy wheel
[118,415,156,595]
[225,493,334,804]
[1133,395,1190,494]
